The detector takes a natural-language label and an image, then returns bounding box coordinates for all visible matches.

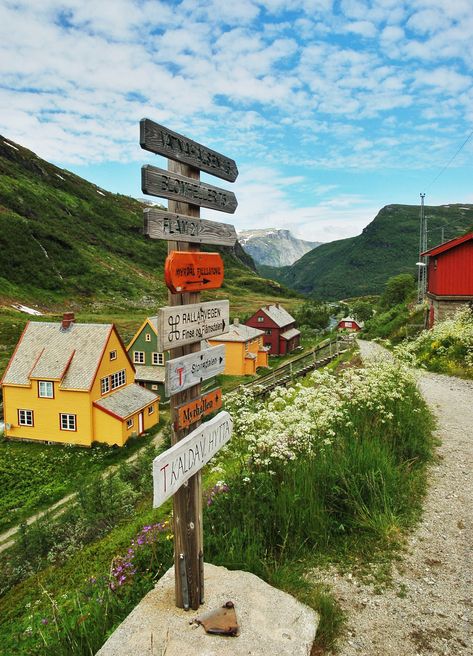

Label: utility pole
[417,193,427,303]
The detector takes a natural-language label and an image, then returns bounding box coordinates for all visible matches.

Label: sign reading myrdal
[140,118,238,182]
[164,251,224,294]
[165,345,225,396]
[153,411,233,507]
[157,300,229,351]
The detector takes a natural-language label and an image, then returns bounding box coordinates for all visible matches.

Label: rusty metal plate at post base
[194,601,239,637]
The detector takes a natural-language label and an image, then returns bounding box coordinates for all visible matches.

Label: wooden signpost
[140,117,238,611]
[164,251,224,294]
[156,300,229,352]
[142,165,238,214]
[143,208,237,247]
[165,345,225,396]
[176,389,222,430]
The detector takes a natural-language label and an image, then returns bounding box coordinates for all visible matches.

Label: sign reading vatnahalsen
[153,411,233,507]
[157,300,229,351]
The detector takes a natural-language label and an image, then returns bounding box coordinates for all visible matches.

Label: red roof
[421,232,473,257]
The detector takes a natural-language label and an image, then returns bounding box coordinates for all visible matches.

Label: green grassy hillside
[264,204,473,300]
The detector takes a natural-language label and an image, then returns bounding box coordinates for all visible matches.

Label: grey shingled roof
[134,365,165,384]
[210,322,263,343]
[280,327,301,341]
[2,322,113,390]
[261,304,295,328]
[94,383,158,419]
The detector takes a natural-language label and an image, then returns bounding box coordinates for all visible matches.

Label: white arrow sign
[153,411,233,508]
[157,300,230,351]
[165,345,225,396]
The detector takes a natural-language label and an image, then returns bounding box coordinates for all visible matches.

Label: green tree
[351,300,373,322]
[380,274,416,309]
[295,301,330,330]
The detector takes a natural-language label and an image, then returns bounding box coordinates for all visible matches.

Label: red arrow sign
[164,251,224,294]
[176,389,223,429]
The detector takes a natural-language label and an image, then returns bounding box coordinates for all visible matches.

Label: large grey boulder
[97,563,318,656]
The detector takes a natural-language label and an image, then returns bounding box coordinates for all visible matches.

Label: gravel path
[321,340,473,656]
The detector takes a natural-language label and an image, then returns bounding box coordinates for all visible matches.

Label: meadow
[0,353,435,655]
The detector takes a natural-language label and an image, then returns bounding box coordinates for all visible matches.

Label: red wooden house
[422,232,473,327]
[336,317,363,332]
[245,304,300,356]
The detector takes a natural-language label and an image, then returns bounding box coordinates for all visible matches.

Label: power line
[426,128,473,191]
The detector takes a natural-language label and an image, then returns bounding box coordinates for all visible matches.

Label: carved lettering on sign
[157,301,230,351]
[143,209,237,246]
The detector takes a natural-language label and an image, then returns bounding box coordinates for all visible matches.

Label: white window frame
[101,376,110,395]
[133,351,145,364]
[152,352,164,365]
[38,381,54,398]
[257,316,264,322]
[60,413,76,431]
[110,350,117,361]
[18,409,34,426]
[145,333,151,342]
[111,369,126,390]
[148,405,155,415]
[151,384,158,391]
[126,418,134,429]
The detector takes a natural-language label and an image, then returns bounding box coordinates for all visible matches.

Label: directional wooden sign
[164,251,224,294]
[153,411,233,508]
[165,345,225,396]
[142,165,238,214]
[157,300,230,352]
[140,119,238,183]
[143,208,237,247]
[176,388,222,430]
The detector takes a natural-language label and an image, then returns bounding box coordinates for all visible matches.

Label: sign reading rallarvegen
[152,411,233,507]
[156,300,230,351]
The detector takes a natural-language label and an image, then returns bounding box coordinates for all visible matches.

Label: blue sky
[1,0,472,242]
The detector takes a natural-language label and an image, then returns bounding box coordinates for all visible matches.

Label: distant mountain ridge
[262,204,473,300]
[238,228,322,267]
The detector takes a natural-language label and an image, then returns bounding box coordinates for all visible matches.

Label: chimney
[233,318,240,326]
[276,303,280,308]
[61,312,75,330]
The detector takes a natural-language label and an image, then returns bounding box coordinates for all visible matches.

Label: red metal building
[245,304,301,356]
[422,232,473,326]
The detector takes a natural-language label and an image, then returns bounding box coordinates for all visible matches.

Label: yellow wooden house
[208,319,269,376]
[1,313,159,447]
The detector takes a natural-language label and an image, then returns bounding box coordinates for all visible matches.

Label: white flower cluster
[224,360,416,468]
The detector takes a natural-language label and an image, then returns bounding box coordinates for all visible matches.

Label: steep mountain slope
[238,228,321,266]
[0,136,288,310]
[266,204,473,300]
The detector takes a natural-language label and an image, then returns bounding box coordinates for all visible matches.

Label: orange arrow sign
[164,251,224,294]
[176,389,223,429]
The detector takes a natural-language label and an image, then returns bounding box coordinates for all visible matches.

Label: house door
[138,412,144,434]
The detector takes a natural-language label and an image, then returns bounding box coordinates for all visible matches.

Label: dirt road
[323,340,472,656]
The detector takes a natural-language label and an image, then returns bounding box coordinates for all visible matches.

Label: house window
[111,369,126,390]
[60,413,76,431]
[152,352,164,365]
[133,351,145,364]
[18,409,34,426]
[38,381,54,398]
[257,316,264,322]
[151,384,158,391]
[148,405,155,415]
[145,333,151,342]
[265,329,272,335]
[110,350,117,361]
[126,418,134,429]
[101,376,110,395]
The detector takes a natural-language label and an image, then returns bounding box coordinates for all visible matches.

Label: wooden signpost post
[164,251,224,294]
[140,119,238,611]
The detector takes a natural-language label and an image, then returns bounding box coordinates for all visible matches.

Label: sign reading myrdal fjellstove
[176,389,222,429]
[164,251,224,294]
[143,208,237,247]
[153,411,233,507]
[157,300,229,352]
[165,345,225,396]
